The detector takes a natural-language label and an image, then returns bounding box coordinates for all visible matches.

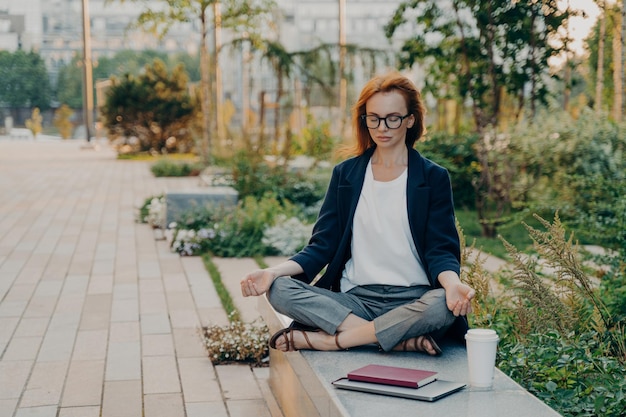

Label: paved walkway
[0,138,282,417]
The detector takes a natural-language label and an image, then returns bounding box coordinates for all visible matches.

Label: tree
[56,50,195,110]
[25,108,43,138]
[595,0,607,113]
[0,50,52,119]
[56,54,84,109]
[100,59,198,153]
[109,0,276,164]
[385,0,573,237]
[53,104,75,139]
[586,3,624,119]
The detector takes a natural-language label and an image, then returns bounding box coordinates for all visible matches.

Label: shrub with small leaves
[138,195,166,228]
[201,319,270,366]
[262,214,312,256]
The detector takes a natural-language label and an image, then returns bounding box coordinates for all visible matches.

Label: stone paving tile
[58,406,100,417]
[105,341,141,381]
[13,317,49,338]
[61,360,105,407]
[71,329,108,361]
[79,294,112,330]
[185,401,229,417]
[2,336,42,361]
[143,355,181,394]
[20,360,69,407]
[144,393,185,417]
[226,399,273,417]
[178,357,222,403]
[172,328,209,358]
[0,360,33,399]
[215,364,263,401]
[101,380,142,417]
[142,333,176,356]
[0,398,18,417]
[140,312,172,335]
[0,317,20,354]
[14,405,58,417]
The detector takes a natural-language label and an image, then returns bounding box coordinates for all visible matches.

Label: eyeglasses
[361,114,411,129]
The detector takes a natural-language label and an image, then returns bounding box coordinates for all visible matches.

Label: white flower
[262,215,312,255]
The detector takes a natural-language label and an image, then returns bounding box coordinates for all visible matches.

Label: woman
[241,72,474,355]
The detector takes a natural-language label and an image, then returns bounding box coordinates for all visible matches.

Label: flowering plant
[262,215,312,256]
[201,318,270,366]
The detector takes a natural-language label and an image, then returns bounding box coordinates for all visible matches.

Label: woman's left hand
[438,271,476,316]
[445,282,475,316]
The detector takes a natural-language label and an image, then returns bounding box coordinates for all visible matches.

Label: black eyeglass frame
[360,113,411,129]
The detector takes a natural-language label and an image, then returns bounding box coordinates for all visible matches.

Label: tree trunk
[596,0,606,114]
[338,0,348,139]
[613,6,623,121]
[213,2,223,146]
[199,7,213,165]
[622,0,626,118]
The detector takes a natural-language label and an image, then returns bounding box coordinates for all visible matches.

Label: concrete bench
[259,296,562,417]
[165,186,238,225]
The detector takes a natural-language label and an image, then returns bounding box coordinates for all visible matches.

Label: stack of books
[332,364,465,402]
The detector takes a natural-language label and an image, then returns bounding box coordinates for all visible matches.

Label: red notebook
[347,364,438,389]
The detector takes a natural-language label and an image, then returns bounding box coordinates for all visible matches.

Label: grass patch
[455,209,537,259]
[117,152,200,161]
[201,253,240,322]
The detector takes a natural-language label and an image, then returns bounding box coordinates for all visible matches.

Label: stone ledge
[259,296,562,417]
[165,186,238,225]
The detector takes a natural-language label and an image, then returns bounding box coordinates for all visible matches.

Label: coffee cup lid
[465,328,499,341]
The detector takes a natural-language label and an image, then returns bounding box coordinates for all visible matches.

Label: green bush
[150,159,201,177]
[498,331,626,417]
[417,131,480,210]
[170,194,308,257]
[229,150,328,210]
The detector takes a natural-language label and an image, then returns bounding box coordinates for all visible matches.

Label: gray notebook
[332,378,466,402]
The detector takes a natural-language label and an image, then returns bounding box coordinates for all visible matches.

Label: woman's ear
[408,115,415,128]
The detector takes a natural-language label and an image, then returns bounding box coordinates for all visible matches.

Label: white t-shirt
[340,161,430,292]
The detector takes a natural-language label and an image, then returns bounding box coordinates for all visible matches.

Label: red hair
[344,72,426,157]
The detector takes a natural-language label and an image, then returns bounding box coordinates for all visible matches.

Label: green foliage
[170,194,305,257]
[55,55,84,109]
[501,214,615,338]
[417,132,480,209]
[461,212,626,417]
[586,4,621,111]
[293,113,337,162]
[202,255,239,320]
[498,331,626,417]
[385,0,570,128]
[56,50,200,108]
[597,253,626,325]
[229,151,328,211]
[516,107,626,252]
[0,50,51,110]
[150,159,202,177]
[100,59,198,154]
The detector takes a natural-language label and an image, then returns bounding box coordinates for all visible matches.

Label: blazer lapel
[407,148,429,251]
[337,147,374,228]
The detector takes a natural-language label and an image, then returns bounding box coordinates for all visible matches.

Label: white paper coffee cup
[465,328,499,389]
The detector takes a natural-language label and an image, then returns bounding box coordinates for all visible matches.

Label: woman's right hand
[240,269,277,297]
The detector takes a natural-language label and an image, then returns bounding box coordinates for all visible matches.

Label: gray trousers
[266,277,456,351]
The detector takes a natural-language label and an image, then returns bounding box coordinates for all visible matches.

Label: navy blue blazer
[290,145,461,291]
